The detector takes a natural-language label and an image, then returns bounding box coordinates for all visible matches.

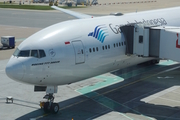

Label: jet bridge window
[31,50,38,58]
[18,50,30,57]
[139,36,143,43]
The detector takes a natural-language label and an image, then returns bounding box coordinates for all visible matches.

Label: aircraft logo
[49,49,56,57]
[88,25,109,43]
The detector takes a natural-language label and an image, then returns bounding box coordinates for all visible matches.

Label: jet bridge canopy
[120,24,180,62]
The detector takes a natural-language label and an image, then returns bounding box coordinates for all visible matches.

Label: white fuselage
[6,7,180,86]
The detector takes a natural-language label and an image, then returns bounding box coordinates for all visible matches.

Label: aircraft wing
[51,6,93,19]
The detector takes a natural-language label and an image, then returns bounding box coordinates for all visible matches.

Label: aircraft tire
[51,103,59,114]
[44,102,50,113]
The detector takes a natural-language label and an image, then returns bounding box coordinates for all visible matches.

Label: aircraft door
[72,40,85,64]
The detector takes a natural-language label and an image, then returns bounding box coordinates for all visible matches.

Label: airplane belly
[51,56,153,85]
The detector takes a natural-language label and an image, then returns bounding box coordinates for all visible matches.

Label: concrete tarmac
[1,60,180,120]
[0,9,75,60]
[66,0,180,14]
[1,1,180,119]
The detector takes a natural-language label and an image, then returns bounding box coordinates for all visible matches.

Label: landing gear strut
[39,86,59,114]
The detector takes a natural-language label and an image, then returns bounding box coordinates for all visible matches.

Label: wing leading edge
[51,6,93,19]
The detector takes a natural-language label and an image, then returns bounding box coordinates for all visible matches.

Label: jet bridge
[120,24,180,62]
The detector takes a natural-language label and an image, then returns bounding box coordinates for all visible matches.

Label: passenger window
[116,43,118,47]
[89,48,91,53]
[93,48,95,52]
[122,42,123,46]
[108,45,110,49]
[31,50,38,58]
[96,47,98,51]
[114,44,115,48]
[39,50,46,58]
[105,45,107,49]
[119,42,121,46]
[124,41,126,45]
[102,46,104,50]
[18,50,30,57]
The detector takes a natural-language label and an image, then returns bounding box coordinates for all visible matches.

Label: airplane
[5,6,180,114]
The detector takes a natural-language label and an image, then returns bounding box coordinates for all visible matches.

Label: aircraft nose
[6,57,24,82]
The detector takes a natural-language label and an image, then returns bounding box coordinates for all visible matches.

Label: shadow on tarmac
[0,46,15,51]
[16,64,180,120]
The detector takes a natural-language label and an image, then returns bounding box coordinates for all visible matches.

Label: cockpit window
[13,48,46,58]
[13,48,20,56]
[39,50,46,58]
[31,50,38,58]
[18,50,30,57]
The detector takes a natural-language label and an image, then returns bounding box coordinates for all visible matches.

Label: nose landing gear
[39,86,59,114]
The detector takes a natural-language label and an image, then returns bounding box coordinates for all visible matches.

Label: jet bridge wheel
[155,60,160,63]
[149,59,160,64]
[138,59,160,65]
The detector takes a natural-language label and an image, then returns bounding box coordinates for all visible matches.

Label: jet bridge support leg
[40,86,59,114]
